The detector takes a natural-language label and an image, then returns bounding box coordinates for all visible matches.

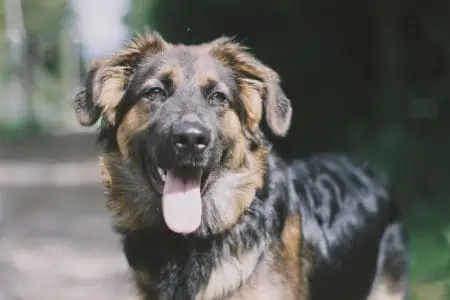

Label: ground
[0,133,135,300]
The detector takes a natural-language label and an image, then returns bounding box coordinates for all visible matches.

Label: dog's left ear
[211,38,292,137]
[252,67,292,137]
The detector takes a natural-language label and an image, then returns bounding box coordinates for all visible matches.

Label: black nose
[172,121,211,152]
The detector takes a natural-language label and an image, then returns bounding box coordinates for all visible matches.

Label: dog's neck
[120,152,290,299]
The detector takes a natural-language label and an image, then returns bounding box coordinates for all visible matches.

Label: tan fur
[226,216,306,300]
[280,214,311,300]
[230,259,298,300]
[113,32,170,65]
[158,68,179,86]
[197,247,264,300]
[366,275,406,300]
[197,72,219,87]
[280,215,303,294]
[239,82,264,132]
[95,66,129,123]
[134,269,156,297]
[116,101,150,157]
[194,216,305,300]
[100,154,156,231]
[220,110,248,169]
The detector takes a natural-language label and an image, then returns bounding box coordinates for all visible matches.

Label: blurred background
[0,0,449,299]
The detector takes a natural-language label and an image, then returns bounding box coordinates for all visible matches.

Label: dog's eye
[145,87,166,101]
[208,92,228,106]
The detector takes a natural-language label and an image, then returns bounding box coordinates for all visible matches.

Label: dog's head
[74,32,292,236]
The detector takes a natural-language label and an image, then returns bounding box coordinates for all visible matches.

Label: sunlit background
[1,0,450,299]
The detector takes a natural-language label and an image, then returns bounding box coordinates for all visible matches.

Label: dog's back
[287,154,409,300]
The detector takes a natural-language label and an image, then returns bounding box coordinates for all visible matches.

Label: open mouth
[156,167,208,190]
[154,166,208,235]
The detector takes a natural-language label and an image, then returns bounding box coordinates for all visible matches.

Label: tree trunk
[3,0,34,125]
[60,14,81,129]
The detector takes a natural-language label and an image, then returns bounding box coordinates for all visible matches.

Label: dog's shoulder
[285,154,396,260]
[290,153,388,190]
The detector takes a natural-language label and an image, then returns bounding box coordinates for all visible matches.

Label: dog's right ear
[73,32,169,127]
[73,60,103,126]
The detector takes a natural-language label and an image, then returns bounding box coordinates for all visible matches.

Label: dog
[73,31,409,300]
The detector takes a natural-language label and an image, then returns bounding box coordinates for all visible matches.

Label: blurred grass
[0,121,46,149]
[0,65,81,139]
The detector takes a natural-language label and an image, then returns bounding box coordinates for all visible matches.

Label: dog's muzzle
[154,114,213,235]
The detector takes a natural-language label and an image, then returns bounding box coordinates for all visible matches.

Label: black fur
[289,154,409,300]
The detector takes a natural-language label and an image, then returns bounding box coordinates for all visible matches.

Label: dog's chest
[195,251,302,300]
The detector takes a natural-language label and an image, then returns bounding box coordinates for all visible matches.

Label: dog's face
[73,32,292,236]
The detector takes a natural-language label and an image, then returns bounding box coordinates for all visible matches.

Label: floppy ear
[73,32,169,127]
[210,38,292,137]
[73,60,106,126]
[258,69,292,137]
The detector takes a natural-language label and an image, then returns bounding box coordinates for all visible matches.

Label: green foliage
[407,201,450,299]
[22,0,68,74]
[127,0,157,32]
[0,119,44,141]
[0,0,73,136]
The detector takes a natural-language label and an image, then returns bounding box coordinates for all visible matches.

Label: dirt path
[0,133,135,300]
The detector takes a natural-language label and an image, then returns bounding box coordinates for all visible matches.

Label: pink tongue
[162,169,202,234]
